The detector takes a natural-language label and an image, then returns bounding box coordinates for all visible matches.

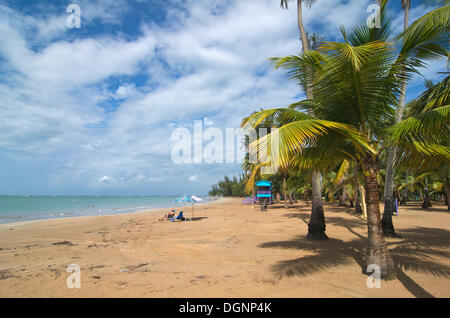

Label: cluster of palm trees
[240,0,449,279]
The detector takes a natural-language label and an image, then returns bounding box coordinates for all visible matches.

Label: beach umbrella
[191,195,203,219]
[173,195,192,204]
[173,195,194,220]
[172,195,203,220]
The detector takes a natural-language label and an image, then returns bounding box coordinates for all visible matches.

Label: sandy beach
[0,198,449,298]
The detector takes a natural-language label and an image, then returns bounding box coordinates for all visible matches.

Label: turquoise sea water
[0,196,212,224]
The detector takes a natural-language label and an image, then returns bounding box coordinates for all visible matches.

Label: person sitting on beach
[159,209,176,221]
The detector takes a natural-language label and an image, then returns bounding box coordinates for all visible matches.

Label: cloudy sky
[0,0,447,196]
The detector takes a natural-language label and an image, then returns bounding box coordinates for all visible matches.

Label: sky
[0,0,447,196]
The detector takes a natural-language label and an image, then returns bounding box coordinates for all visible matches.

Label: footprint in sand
[89,265,105,271]
[52,241,76,246]
[0,269,20,280]
[223,235,241,248]
[120,263,150,273]
[48,268,61,279]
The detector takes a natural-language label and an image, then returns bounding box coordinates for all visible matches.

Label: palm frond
[397,6,450,44]
[388,105,449,144]
[334,159,350,185]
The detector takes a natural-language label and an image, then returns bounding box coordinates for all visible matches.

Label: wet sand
[0,198,449,297]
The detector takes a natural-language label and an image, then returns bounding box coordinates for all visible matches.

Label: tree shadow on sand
[401,204,450,214]
[259,212,450,298]
[266,204,298,209]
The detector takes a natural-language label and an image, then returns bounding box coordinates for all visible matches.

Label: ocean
[0,195,213,224]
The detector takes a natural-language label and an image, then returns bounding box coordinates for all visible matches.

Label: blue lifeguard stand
[256,180,273,204]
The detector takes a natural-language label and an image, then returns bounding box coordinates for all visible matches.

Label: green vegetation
[209,175,246,197]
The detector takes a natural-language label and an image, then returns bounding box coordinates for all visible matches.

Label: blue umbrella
[173,195,193,204]
[173,195,202,219]
[173,195,192,220]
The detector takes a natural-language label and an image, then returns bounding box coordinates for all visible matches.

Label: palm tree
[333,158,363,213]
[381,0,411,237]
[389,75,450,209]
[380,0,449,234]
[243,43,398,277]
[242,105,374,232]
[280,0,327,240]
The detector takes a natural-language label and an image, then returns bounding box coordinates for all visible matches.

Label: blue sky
[0,0,447,196]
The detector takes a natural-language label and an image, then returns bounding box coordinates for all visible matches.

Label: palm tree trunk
[402,0,410,30]
[363,156,396,280]
[404,169,409,205]
[283,174,288,208]
[252,184,255,206]
[360,183,367,218]
[382,147,399,237]
[422,176,431,209]
[297,1,310,51]
[341,187,346,205]
[297,0,314,100]
[382,0,409,236]
[307,169,328,240]
[354,164,362,213]
[446,176,450,211]
[296,0,327,239]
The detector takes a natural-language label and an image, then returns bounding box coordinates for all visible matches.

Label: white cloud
[98,175,114,184]
[188,175,199,182]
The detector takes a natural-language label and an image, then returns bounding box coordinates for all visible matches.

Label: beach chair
[241,196,257,205]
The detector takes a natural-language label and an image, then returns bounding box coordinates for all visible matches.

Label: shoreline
[0,196,228,230]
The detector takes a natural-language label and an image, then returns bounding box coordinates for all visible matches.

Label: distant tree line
[209,174,246,197]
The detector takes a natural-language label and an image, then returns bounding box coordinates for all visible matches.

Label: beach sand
[0,198,449,297]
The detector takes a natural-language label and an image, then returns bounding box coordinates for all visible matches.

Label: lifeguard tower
[256,180,273,206]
